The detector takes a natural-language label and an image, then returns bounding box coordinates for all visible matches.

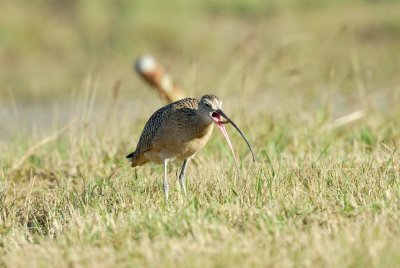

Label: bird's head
[199,94,223,123]
[198,94,256,163]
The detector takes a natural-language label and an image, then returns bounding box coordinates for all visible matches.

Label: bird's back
[127,98,199,166]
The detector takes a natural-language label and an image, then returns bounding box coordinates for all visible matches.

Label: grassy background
[1,0,400,267]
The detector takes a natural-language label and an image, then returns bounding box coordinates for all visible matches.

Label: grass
[1,0,400,267]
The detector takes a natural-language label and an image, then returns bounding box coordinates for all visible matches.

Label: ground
[1,1,400,267]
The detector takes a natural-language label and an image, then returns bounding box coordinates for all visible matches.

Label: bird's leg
[178,159,189,196]
[163,159,169,203]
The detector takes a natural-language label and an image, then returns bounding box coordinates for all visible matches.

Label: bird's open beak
[211,109,256,162]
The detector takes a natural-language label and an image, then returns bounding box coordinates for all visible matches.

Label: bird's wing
[134,98,198,155]
[134,105,170,155]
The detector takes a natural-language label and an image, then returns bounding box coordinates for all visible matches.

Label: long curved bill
[212,109,256,163]
[213,115,238,165]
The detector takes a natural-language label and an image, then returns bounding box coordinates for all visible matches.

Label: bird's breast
[151,121,214,160]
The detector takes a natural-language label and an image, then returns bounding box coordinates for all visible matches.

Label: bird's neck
[188,113,214,138]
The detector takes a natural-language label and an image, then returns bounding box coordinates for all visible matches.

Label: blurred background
[1,0,400,141]
[2,2,400,266]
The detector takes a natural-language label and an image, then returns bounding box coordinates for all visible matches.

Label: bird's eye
[204,102,211,108]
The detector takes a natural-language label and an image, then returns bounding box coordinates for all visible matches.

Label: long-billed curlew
[126,94,255,202]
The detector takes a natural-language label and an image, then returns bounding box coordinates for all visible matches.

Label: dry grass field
[1,1,400,267]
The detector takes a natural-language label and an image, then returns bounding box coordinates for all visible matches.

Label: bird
[134,55,185,103]
[126,94,255,203]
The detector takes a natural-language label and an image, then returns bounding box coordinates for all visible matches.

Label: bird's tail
[126,150,148,167]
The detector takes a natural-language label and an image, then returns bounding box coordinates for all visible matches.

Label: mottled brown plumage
[127,96,217,167]
[126,94,255,203]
